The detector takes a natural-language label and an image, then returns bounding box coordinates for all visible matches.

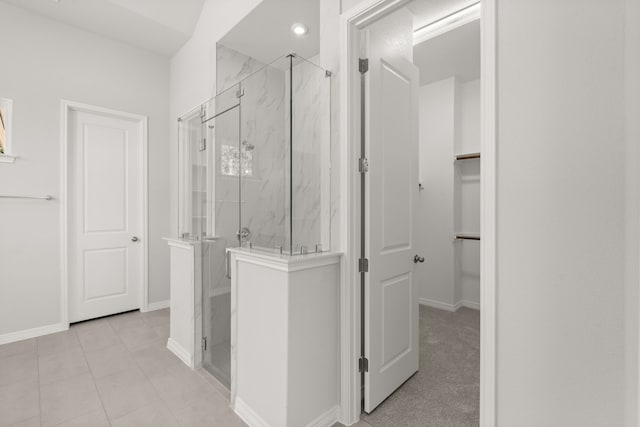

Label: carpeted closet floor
[360,305,480,427]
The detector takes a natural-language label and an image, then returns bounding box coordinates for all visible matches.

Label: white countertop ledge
[227,247,342,272]
[163,237,222,249]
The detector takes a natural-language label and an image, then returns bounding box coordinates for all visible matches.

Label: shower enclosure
[177,53,332,387]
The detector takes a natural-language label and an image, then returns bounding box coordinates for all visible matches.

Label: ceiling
[219,0,320,66]
[1,0,205,56]
[413,19,480,86]
[409,0,480,86]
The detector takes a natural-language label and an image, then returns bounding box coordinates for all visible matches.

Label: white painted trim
[418,298,481,312]
[339,0,497,425]
[167,337,194,368]
[143,300,170,312]
[419,298,459,312]
[60,100,149,326]
[306,405,340,427]
[461,300,481,311]
[413,2,481,45]
[479,1,497,425]
[0,154,16,163]
[418,298,462,313]
[0,322,67,346]
[233,397,271,427]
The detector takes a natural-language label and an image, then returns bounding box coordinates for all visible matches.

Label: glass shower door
[201,84,241,388]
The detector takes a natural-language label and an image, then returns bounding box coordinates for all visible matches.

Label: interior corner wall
[496,0,626,425]
[0,2,171,337]
[418,78,456,308]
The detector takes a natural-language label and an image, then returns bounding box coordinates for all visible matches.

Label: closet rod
[455,152,481,161]
[0,195,53,200]
[455,234,480,241]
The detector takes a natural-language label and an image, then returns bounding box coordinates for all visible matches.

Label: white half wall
[496,0,626,425]
[0,2,170,337]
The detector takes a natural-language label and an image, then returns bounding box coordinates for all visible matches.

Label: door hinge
[200,137,207,151]
[236,88,245,98]
[201,337,207,351]
[359,157,369,173]
[359,58,369,74]
[358,258,369,273]
[359,357,369,373]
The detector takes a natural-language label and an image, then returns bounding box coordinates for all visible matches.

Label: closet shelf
[454,152,480,161]
[454,233,480,241]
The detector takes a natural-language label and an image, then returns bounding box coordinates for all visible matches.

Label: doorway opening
[341,0,495,424]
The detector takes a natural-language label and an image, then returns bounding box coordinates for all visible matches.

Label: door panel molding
[61,100,148,327]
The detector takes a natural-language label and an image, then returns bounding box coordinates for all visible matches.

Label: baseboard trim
[419,298,458,312]
[0,322,68,346]
[419,298,480,312]
[143,299,170,312]
[167,338,194,368]
[307,405,340,427]
[234,397,271,427]
[460,300,480,310]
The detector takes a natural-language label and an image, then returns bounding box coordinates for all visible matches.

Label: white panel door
[69,109,143,323]
[364,37,420,411]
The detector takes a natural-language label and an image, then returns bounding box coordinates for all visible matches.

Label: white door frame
[60,100,149,327]
[338,1,497,425]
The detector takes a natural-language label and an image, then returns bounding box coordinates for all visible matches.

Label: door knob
[131,236,139,242]
[414,255,425,263]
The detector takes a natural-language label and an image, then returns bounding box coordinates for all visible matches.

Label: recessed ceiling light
[291,23,309,36]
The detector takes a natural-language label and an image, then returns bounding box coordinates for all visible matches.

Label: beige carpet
[361,305,480,427]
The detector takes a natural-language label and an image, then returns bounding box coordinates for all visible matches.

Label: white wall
[418,78,456,307]
[496,0,626,425]
[0,3,171,337]
[418,77,480,309]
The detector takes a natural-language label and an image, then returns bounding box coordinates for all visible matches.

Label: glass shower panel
[289,57,332,254]
[239,57,288,252]
[178,108,207,240]
[201,83,241,388]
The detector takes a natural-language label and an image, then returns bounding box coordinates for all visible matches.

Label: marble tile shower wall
[285,56,331,252]
[213,45,330,255]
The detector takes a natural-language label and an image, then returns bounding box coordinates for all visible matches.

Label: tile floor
[0,309,247,427]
